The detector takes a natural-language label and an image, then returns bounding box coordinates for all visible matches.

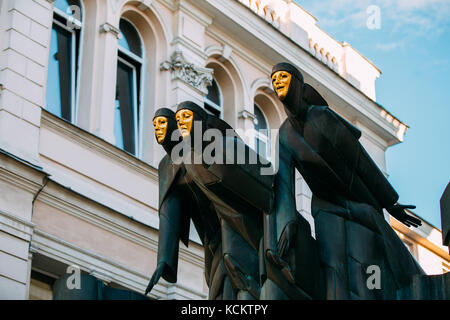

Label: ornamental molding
[0,209,35,242]
[160,51,213,94]
[238,110,258,125]
[99,22,121,39]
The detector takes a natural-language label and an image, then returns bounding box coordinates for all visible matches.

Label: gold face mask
[176,109,194,138]
[272,71,292,100]
[153,116,168,143]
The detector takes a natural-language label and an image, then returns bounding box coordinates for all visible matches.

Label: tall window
[204,79,222,118]
[46,0,82,123]
[114,19,143,156]
[254,104,270,159]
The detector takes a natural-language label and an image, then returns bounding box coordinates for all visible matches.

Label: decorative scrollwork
[160,51,214,94]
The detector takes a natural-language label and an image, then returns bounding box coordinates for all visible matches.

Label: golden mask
[153,116,168,143]
[176,109,194,138]
[272,71,292,100]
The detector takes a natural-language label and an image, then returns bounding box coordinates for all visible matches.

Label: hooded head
[153,108,180,154]
[176,101,209,143]
[271,62,308,121]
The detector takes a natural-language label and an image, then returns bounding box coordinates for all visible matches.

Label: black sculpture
[271,62,425,299]
[145,64,446,301]
[146,108,234,299]
[174,101,273,299]
[261,126,325,300]
[441,182,450,252]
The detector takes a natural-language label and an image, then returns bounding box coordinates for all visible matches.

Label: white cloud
[375,41,405,52]
[296,0,450,37]
[391,0,449,10]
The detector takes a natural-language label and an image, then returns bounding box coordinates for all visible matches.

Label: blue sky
[295,0,450,229]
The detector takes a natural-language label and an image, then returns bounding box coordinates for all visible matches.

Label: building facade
[0,0,447,300]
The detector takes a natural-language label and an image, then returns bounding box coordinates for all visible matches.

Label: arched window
[254,104,270,159]
[114,19,143,156]
[204,78,222,118]
[46,0,83,123]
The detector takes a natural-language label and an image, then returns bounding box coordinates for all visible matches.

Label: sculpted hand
[145,263,165,296]
[266,250,295,284]
[277,221,298,258]
[387,203,422,228]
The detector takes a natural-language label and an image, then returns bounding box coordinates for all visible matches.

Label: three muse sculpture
[145,62,444,300]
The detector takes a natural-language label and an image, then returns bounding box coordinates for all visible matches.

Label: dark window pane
[54,0,82,20]
[254,104,269,158]
[46,24,73,122]
[204,103,221,117]
[118,20,142,57]
[256,139,267,157]
[254,104,267,130]
[115,60,136,154]
[206,79,221,106]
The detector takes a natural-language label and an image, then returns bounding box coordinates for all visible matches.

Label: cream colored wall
[30,179,208,299]
[416,244,446,275]
[29,278,53,300]
[392,217,450,276]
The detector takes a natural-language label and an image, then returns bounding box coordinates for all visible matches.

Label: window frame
[254,103,271,160]
[204,78,223,118]
[46,1,84,124]
[115,18,145,157]
[115,56,140,155]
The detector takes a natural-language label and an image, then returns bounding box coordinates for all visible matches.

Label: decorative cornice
[31,229,207,299]
[40,110,158,182]
[89,268,113,285]
[0,160,44,195]
[160,51,213,94]
[36,181,205,269]
[167,282,207,300]
[0,209,35,242]
[31,229,159,296]
[37,183,159,252]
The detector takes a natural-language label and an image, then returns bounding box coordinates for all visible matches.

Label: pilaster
[0,0,53,167]
[0,150,47,299]
[91,22,120,145]
[162,0,214,108]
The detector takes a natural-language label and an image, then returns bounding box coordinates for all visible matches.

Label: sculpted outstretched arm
[386,203,421,227]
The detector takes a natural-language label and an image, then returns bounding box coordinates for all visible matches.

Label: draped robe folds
[156,155,233,299]
[176,101,274,299]
[281,106,425,299]
[261,140,325,300]
[182,134,273,299]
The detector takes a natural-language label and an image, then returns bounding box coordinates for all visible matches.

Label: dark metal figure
[270,62,425,299]
[441,182,450,252]
[261,134,325,300]
[175,101,273,299]
[146,108,234,300]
